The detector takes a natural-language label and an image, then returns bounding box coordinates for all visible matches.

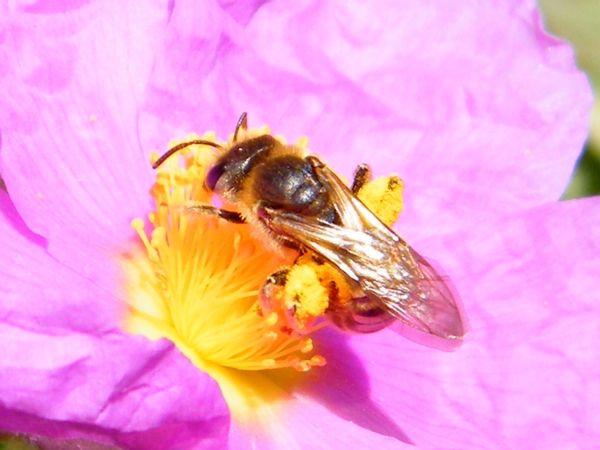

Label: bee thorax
[253,155,336,219]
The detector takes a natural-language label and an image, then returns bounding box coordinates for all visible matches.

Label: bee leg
[266,269,290,286]
[259,268,290,316]
[351,163,372,194]
[277,235,304,251]
[233,112,248,142]
[186,205,246,224]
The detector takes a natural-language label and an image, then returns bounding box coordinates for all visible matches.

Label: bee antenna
[233,112,248,142]
[152,139,222,169]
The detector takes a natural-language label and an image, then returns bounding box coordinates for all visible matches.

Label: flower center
[125,131,327,373]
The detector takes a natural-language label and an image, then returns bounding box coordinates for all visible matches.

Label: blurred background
[0,2,599,449]
[540,0,600,198]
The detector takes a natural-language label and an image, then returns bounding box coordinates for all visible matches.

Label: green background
[540,0,600,198]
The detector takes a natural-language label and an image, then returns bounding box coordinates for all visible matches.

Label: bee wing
[263,157,465,343]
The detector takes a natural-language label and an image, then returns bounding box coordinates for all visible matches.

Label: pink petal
[0,190,120,332]
[0,190,229,448]
[296,197,600,447]
[227,400,410,450]
[0,328,229,450]
[0,1,166,275]
[138,0,591,239]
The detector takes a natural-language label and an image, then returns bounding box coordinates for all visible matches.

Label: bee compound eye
[206,163,225,191]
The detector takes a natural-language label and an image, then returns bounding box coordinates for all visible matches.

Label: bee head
[204,134,277,194]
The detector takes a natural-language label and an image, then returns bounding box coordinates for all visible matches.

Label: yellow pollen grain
[294,360,312,372]
[300,338,314,353]
[265,312,279,326]
[310,355,327,366]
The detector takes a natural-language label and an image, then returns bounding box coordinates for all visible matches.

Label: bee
[153,113,466,346]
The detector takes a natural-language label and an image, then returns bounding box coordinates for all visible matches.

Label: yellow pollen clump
[356,175,404,227]
[124,130,327,373]
[282,264,329,320]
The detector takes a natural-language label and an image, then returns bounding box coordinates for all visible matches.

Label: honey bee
[153,113,466,346]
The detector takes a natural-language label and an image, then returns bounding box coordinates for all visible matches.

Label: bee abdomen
[328,295,394,333]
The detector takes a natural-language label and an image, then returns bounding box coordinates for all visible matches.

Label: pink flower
[0,0,598,449]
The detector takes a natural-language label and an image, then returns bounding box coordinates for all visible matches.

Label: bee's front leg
[186,205,246,223]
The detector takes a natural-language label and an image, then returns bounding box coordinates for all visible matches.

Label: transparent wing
[262,157,465,341]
